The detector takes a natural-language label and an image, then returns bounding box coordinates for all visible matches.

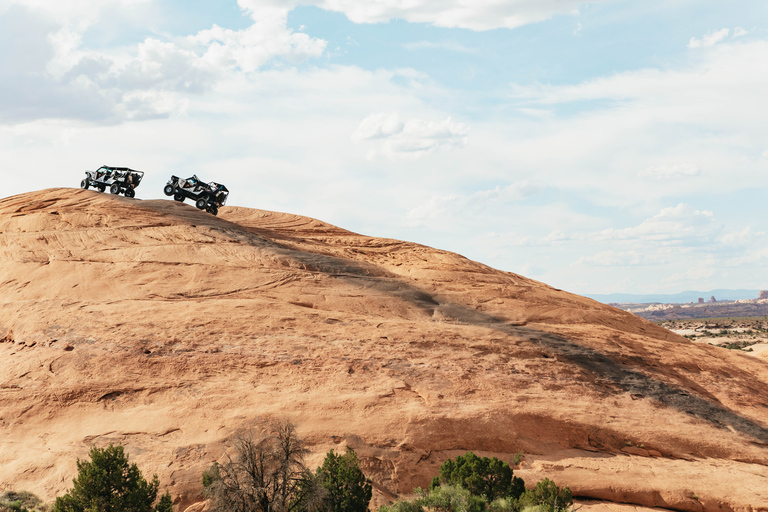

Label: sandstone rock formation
[0,189,767,511]
[760,290,768,300]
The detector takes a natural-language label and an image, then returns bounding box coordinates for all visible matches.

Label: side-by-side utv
[81,166,144,198]
[163,175,229,215]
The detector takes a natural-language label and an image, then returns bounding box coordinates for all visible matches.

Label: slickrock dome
[1,189,767,511]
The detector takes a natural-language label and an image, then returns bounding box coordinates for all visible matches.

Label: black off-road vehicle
[163,175,229,215]
[81,166,144,198]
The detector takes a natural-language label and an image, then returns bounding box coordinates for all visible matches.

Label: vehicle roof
[97,165,144,175]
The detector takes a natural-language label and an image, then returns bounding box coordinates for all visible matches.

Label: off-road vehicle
[80,166,144,198]
[163,175,229,215]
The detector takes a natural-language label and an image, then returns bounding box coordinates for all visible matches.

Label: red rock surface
[0,189,767,511]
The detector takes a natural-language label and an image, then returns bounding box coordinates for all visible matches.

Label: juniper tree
[52,444,172,512]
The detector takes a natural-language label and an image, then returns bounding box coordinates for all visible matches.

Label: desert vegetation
[659,316,768,352]
[381,453,571,512]
[51,444,172,512]
[204,421,571,512]
[0,491,48,512]
[202,419,372,512]
[5,421,571,512]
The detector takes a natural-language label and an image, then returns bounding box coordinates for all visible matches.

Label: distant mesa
[760,290,768,299]
[698,297,704,304]
[710,296,717,303]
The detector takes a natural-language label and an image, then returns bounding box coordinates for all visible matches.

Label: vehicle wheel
[110,183,120,194]
[208,205,218,216]
[97,184,106,192]
[125,187,135,198]
[173,192,185,202]
[80,179,89,190]
[163,184,174,196]
[195,198,207,210]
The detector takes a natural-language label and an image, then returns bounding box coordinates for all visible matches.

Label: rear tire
[110,183,120,194]
[80,179,89,190]
[208,205,218,216]
[173,192,185,202]
[195,198,207,210]
[125,187,135,198]
[97,184,105,192]
[163,184,174,196]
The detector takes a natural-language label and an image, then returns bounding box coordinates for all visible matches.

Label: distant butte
[1,189,767,512]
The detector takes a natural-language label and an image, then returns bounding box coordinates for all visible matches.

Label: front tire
[208,205,218,216]
[80,179,89,190]
[124,187,135,198]
[97,184,106,192]
[173,192,185,202]
[163,184,174,196]
[110,183,120,194]
[195,198,207,210]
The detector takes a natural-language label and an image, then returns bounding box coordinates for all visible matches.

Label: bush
[203,419,317,512]
[0,491,48,512]
[379,500,423,512]
[379,453,576,512]
[419,485,485,512]
[487,497,516,512]
[52,444,171,512]
[430,452,524,503]
[517,479,571,512]
[315,447,372,512]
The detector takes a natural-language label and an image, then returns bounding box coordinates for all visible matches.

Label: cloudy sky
[1,0,767,297]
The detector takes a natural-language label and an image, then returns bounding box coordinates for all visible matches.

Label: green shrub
[517,479,572,512]
[0,491,48,512]
[419,485,485,512]
[379,499,424,512]
[431,452,524,502]
[315,447,372,512]
[52,444,170,512]
[487,497,516,512]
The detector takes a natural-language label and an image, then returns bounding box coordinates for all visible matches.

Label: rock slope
[0,189,767,511]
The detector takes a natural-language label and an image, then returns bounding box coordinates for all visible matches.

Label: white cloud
[298,0,611,30]
[0,1,327,124]
[0,0,151,30]
[190,6,326,72]
[593,204,720,245]
[496,38,768,210]
[402,41,476,53]
[404,182,540,228]
[352,112,404,140]
[734,27,750,38]
[638,161,701,178]
[577,250,667,267]
[660,265,717,286]
[688,28,729,48]
[719,227,766,248]
[353,112,469,158]
[540,229,571,244]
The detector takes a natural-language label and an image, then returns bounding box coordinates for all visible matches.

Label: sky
[1,0,767,297]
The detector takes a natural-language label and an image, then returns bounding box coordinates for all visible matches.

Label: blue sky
[1,0,767,297]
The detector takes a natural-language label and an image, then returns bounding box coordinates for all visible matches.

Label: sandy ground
[0,189,767,512]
